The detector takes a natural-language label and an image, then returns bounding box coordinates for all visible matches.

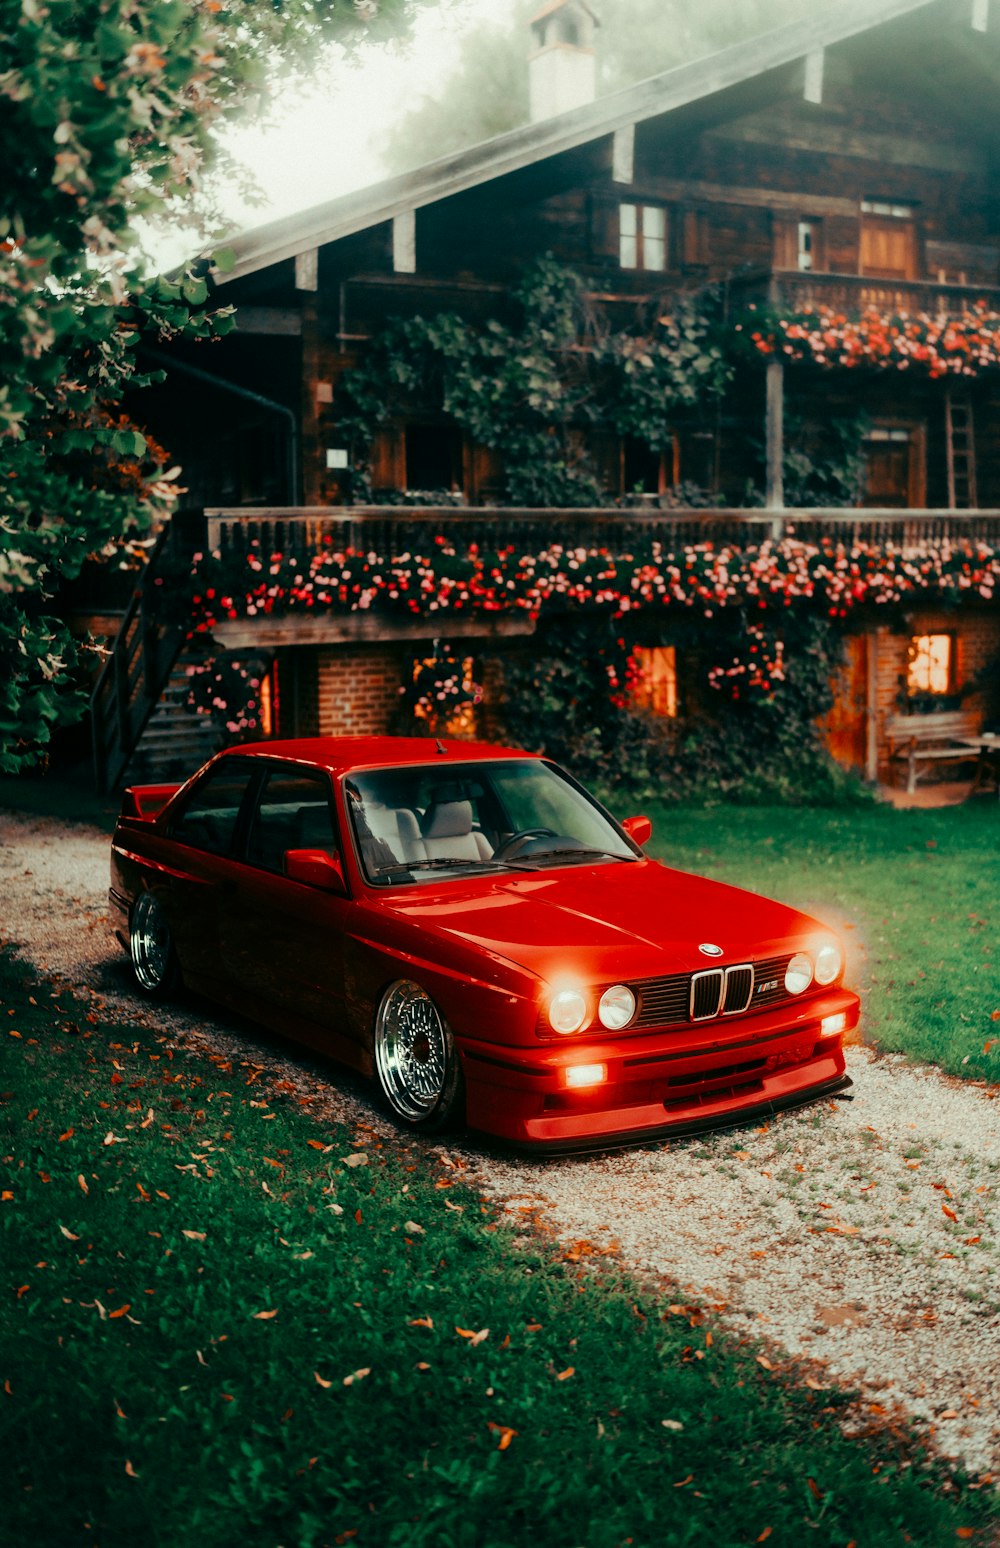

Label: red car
[109,736,857,1150]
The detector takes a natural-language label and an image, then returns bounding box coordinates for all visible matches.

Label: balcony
[731,267,1000,319]
[204,504,1000,558]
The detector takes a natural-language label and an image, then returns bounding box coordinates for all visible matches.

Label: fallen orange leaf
[125,1460,139,1479]
[409,1317,433,1329]
[556,1367,575,1381]
[486,1421,517,1451]
[343,1368,370,1386]
[965,1236,981,1245]
[77,1175,88,1195]
[58,1128,74,1142]
[807,1477,823,1502]
[1,1191,13,1202]
[756,1356,773,1371]
[307,1139,326,1150]
[942,1205,958,1222]
[673,1474,693,1488]
[182,1230,206,1241]
[757,1531,773,1544]
[314,1371,332,1389]
[108,1304,130,1319]
[252,1309,278,1320]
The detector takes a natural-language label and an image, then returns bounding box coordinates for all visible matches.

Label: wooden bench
[884,709,982,794]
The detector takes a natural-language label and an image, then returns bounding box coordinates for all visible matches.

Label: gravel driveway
[2,807,997,1481]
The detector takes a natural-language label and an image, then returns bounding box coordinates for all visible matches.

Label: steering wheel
[492,827,557,861]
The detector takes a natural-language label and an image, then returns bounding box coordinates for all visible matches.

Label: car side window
[244,769,339,874]
[168,762,256,856]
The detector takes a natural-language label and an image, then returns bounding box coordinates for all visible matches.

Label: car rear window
[168,762,256,856]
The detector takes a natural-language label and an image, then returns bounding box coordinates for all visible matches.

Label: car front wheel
[374,980,464,1132]
[130,892,178,997]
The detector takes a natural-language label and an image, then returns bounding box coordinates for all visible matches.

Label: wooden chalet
[93,0,1000,790]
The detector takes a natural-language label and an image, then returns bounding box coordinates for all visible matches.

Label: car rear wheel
[130,892,178,997]
[374,980,464,1131]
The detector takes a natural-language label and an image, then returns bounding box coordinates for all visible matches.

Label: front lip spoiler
[499,1072,854,1157]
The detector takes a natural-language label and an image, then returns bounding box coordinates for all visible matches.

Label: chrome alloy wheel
[374,980,450,1121]
[130,892,175,994]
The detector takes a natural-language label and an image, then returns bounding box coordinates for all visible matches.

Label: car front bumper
[459,987,860,1151]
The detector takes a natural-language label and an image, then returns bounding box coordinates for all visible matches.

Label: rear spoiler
[120,784,181,820]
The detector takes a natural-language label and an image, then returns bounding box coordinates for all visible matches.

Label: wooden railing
[731,268,1000,317]
[89,521,192,794]
[204,505,1000,557]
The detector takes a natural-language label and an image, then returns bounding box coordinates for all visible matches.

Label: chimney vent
[528,0,598,122]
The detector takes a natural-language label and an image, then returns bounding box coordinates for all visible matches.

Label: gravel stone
[2,807,997,1479]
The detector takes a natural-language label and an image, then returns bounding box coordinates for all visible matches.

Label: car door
[158,758,259,987]
[219,764,351,1045]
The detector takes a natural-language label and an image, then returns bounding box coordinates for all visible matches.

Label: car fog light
[565,1063,606,1089]
[598,984,636,1030]
[785,952,813,995]
[820,1012,847,1038]
[814,943,842,986]
[548,987,588,1034]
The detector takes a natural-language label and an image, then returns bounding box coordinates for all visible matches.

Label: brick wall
[315,644,407,736]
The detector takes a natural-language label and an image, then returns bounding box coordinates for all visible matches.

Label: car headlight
[814,942,842,986]
[548,987,589,1035]
[784,952,813,995]
[598,984,636,1030]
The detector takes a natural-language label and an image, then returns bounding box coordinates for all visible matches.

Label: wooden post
[765,357,785,517]
[864,630,880,784]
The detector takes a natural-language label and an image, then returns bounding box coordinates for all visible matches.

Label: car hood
[381,859,828,984]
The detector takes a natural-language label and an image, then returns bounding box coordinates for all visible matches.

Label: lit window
[631,646,678,718]
[907,634,953,696]
[619,203,667,272]
[798,221,815,271]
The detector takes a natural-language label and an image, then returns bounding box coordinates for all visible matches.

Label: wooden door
[821,634,868,772]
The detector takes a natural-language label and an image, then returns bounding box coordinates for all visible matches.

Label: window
[404,424,463,492]
[169,760,256,856]
[245,768,338,873]
[798,221,817,272]
[619,203,667,271]
[862,424,925,508]
[630,646,678,719]
[907,634,954,697]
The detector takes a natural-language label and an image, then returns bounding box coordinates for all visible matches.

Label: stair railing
[90,514,201,793]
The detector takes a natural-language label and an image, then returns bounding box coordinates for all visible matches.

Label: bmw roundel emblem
[698,942,724,957]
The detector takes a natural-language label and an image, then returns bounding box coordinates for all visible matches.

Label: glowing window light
[907,634,953,696]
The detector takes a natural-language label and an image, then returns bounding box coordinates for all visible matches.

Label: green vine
[335,258,733,507]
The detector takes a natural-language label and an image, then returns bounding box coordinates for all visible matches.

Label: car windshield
[344,759,637,886]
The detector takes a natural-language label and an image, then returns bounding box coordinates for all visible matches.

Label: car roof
[220,735,536,777]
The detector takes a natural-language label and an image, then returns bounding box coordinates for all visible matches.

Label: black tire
[129,892,179,998]
[373,980,465,1132]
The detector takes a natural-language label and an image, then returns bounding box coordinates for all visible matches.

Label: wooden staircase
[90,515,219,793]
[946,390,978,509]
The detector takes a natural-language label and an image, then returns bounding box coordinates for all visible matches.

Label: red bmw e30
[109,736,858,1150]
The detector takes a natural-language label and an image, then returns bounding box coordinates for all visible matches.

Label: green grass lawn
[2,950,995,1548]
[638,799,999,1083]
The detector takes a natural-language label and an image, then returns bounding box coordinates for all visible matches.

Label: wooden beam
[232,307,302,336]
[972,0,989,31]
[612,124,634,183]
[393,210,416,273]
[707,118,988,177]
[212,611,536,651]
[803,47,824,104]
[294,249,318,291]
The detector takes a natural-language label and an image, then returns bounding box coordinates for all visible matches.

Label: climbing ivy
[335,258,732,507]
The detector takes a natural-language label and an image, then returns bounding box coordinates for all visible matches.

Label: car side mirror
[622,814,652,848]
[284,849,348,895]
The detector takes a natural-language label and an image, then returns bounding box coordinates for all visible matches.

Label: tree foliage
[381,0,817,172]
[0,0,417,772]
